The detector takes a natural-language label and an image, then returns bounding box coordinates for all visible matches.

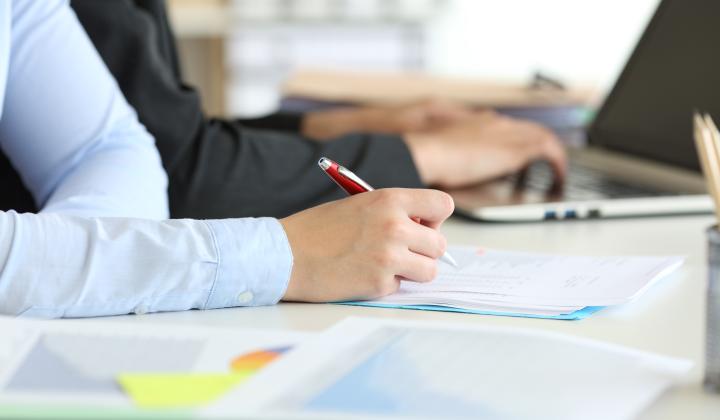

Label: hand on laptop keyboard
[519,161,670,200]
[404,110,567,189]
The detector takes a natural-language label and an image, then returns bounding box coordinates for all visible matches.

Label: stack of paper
[345,246,684,320]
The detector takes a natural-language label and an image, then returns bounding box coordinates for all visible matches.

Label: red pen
[318,157,457,268]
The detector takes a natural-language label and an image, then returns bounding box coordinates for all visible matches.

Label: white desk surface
[84,214,720,419]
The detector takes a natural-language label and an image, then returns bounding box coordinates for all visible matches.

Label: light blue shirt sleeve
[0,0,168,218]
[0,0,294,317]
[0,213,293,318]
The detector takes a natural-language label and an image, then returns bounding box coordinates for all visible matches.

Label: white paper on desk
[376,246,684,308]
[204,317,692,420]
[374,292,586,316]
[0,316,311,407]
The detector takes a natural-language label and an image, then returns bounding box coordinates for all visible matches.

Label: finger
[403,220,447,259]
[522,127,567,185]
[539,136,568,186]
[514,167,529,190]
[396,251,438,283]
[393,188,455,228]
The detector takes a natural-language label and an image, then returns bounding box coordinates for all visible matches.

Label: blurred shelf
[168,0,445,37]
[167,0,445,116]
[168,0,232,37]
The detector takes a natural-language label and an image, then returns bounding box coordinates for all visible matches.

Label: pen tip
[441,252,458,268]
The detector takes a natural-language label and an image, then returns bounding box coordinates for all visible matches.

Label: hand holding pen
[318,157,458,268]
[280,181,455,302]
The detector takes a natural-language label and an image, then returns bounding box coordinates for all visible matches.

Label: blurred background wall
[168,0,661,117]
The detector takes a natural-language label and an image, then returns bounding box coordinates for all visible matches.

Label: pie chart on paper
[230,346,292,372]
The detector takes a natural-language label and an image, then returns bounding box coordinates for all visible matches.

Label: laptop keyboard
[519,161,673,200]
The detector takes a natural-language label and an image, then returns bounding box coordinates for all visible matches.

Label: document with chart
[0,317,310,408]
[205,317,692,420]
[342,245,684,319]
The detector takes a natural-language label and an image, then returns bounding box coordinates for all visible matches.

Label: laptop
[450,0,719,222]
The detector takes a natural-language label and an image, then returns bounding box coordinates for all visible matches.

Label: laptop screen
[589,0,720,172]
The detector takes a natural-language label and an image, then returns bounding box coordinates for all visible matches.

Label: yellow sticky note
[117,372,253,408]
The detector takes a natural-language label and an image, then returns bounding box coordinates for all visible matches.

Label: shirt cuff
[202,217,293,309]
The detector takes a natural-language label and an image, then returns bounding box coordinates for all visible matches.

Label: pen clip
[338,166,375,192]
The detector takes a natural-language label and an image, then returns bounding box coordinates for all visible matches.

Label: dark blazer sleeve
[237,113,304,132]
[70,0,423,219]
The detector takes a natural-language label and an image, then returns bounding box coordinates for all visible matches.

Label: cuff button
[237,291,254,304]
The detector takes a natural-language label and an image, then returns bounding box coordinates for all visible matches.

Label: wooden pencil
[694,113,720,221]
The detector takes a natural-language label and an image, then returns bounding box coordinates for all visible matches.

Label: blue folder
[337,302,605,320]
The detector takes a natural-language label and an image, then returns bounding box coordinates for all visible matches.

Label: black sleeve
[70,0,423,219]
[237,113,304,132]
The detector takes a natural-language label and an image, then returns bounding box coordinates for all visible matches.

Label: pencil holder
[706,226,720,392]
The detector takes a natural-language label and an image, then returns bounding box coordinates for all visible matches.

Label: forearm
[301,107,393,140]
[167,123,424,219]
[0,212,291,318]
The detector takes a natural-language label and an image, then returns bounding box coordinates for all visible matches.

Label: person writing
[0,0,453,318]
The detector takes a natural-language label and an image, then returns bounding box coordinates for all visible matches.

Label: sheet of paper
[205,317,692,420]
[370,298,582,316]
[372,246,684,307]
[0,316,310,408]
[374,290,586,315]
[347,302,604,320]
[0,318,38,377]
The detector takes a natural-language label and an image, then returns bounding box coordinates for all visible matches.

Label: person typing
[52,0,567,221]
